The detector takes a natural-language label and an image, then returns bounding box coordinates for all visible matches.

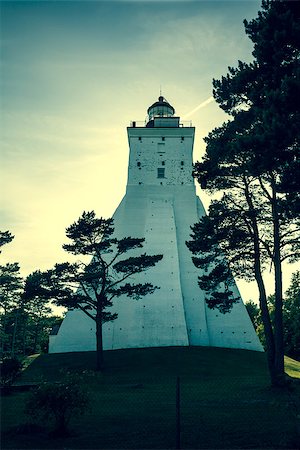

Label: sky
[1,0,298,307]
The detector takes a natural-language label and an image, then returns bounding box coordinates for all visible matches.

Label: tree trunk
[22,315,28,356]
[0,309,7,357]
[255,263,278,384]
[11,309,19,357]
[33,320,40,354]
[253,228,278,385]
[244,179,278,385]
[271,177,285,385]
[95,310,104,371]
[54,413,69,437]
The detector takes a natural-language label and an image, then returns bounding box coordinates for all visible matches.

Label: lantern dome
[147,96,175,121]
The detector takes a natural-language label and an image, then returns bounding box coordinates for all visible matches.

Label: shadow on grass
[2,347,300,449]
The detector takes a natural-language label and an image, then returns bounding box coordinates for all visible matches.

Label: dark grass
[17,346,269,381]
[2,346,300,449]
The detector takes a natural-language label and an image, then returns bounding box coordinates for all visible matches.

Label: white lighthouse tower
[49,96,262,353]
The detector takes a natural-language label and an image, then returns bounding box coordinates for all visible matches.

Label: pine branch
[281,252,300,263]
[105,271,137,291]
[259,238,273,260]
[258,176,272,202]
[76,303,96,321]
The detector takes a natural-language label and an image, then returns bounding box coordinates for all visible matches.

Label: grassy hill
[2,347,300,449]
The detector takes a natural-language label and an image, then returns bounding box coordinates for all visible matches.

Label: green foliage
[24,211,163,370]
[0,263,23,311]
[1,307,61,357]
[0,231,14,253]
[0,262,24,357]
[245,299,273,350]
[62,213,115,256]
[186,194,261,314]
[0,357,22,386]
[26,214,163,322]
[0,246,60,358]
[0,232,22,316]
[0,231,59,359]
[208,0,300,210]
[283,271,300,360]
[283,271,300,359]
[245,300,260,328]
[109,282,158,300]
[246,272,300,359]
[189,0,300,386]
[113,253,163,274]
[25,372,89,437]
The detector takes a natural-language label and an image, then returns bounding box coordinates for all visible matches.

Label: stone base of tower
[49,185,263,354]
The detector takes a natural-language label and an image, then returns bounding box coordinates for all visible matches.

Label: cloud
[183,96,214,118]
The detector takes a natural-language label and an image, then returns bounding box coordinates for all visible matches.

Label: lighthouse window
[162,161,165,166]
[138,137,142,141]
[137,162,141,167]
[162,137,165,141]
[157,168,165,178]
[181,161,184,166]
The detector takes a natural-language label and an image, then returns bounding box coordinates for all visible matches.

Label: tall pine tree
[25,211,163,371]
[188,1,300,386]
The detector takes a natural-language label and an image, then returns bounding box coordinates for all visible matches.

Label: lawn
[2,346,300,449]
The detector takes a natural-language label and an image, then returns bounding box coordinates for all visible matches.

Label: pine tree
[188,1,300,385]
[25,211,163,371]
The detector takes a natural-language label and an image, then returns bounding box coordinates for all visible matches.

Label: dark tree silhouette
[25,211,163,370]
[188,0,300,386]
[0,231,14,253]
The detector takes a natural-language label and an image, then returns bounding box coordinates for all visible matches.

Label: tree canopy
[246,271,300,360]
[188,0,300,386]
[0,232,57,358]
[0,231,14,253]
[25,211,163,370]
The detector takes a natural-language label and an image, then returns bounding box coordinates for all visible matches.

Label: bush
[25,372,89,437]
[0,357,22,386]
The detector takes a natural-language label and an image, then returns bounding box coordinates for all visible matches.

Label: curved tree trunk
[244,179,277,385]
[255,260,277,384]
[252,226,277,385]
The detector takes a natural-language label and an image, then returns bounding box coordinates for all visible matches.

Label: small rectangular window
[157,168,165,178]
[137,162,141,167]
[162,161,165,166]
[181,161,184,166]
[138,137,142,141]
[162,137,165,141]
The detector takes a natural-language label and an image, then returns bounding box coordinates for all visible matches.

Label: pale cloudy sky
[1,0,297,303]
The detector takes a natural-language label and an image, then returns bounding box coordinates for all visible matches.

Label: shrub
[0,357,22,386]
[25,372,89,437]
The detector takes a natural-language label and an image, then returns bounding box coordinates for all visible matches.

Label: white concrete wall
[127,126,195,187]
[49,121,263,354]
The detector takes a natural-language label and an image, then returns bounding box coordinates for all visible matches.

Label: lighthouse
[49,96,263,353]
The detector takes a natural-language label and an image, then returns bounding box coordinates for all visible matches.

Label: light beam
[183,96,214,119]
